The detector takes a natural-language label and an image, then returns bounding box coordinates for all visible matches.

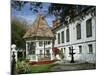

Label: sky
[11,2,55,26]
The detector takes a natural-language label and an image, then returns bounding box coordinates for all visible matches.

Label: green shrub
[59,49,64,59]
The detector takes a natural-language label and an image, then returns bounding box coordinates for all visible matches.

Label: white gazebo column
[35,41,38,61]
[35,55,38,61]
[50,41,54,60]
[43,41,45,58]
[26,42,28,59]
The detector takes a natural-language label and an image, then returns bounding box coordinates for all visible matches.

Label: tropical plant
[16,61,31,74]
[59,48,64,59]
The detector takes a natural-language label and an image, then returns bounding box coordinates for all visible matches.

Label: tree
[52,47,60,56]
[11,17,27,49]
[11,1,42,13]
[11,1,96,25]
[48,3,95,24]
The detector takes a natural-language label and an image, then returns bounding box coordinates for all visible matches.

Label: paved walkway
[49,60,96,72]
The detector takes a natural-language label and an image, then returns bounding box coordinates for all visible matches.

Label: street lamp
[69,46,76,63]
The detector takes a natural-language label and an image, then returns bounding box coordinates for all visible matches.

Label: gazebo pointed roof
[23,15,54,40]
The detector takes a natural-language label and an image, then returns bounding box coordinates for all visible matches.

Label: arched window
[66,27,70,42]
[58,33,60,44]
[79,45,82,53]
[88,44,93,54]
[61,31,64,43]
[39,41,43,46]
[76,24,81,40]
[86,18,92,37]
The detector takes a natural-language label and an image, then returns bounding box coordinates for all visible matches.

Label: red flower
[29,60,56,65]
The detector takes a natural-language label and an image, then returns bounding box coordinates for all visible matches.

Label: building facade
[53,7,96,63]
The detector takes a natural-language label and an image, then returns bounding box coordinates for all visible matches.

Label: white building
[53,7,96,63]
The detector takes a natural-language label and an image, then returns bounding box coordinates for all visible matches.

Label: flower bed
[29,60,56,65]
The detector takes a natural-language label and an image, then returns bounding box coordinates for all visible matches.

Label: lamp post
[69,46,76,63]
[11,52,16,75]
[11,44,17,75]
[11,44,17,61]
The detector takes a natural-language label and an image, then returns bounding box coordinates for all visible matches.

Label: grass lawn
[29,64,57,73]
[16,61,58,74]
[16,60,96,74]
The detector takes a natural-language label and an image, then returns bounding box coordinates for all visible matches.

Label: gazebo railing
[28,54,51,61]
[37,54,51,61]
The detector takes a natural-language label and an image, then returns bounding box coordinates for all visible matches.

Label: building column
[50,48,53,60]
[63,48,67,60]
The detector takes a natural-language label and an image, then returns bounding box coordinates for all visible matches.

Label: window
[32,51,35,54]
[79,45,82,53]
[46,50,50,55]
[52,39,55,45]
[86,19,92,37]
[69,47,71,53]
[76,24,81,40]
[58,33,60,44]
[48,41,51,45]
[88,44,93,53]
[63,48,66,54]
[44,41,48,45]
[66,28,70,42]
[61,31,64,43]
[39,41,43,46]
[46,50,50,57]
[28,42,35,54]
[40,50,42,55]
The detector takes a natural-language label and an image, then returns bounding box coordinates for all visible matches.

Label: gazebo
[23,14,55,62]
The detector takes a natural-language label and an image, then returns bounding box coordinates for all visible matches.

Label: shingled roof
[23,15,54,39]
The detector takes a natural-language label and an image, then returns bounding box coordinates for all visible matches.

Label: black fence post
[11,52,16,75]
